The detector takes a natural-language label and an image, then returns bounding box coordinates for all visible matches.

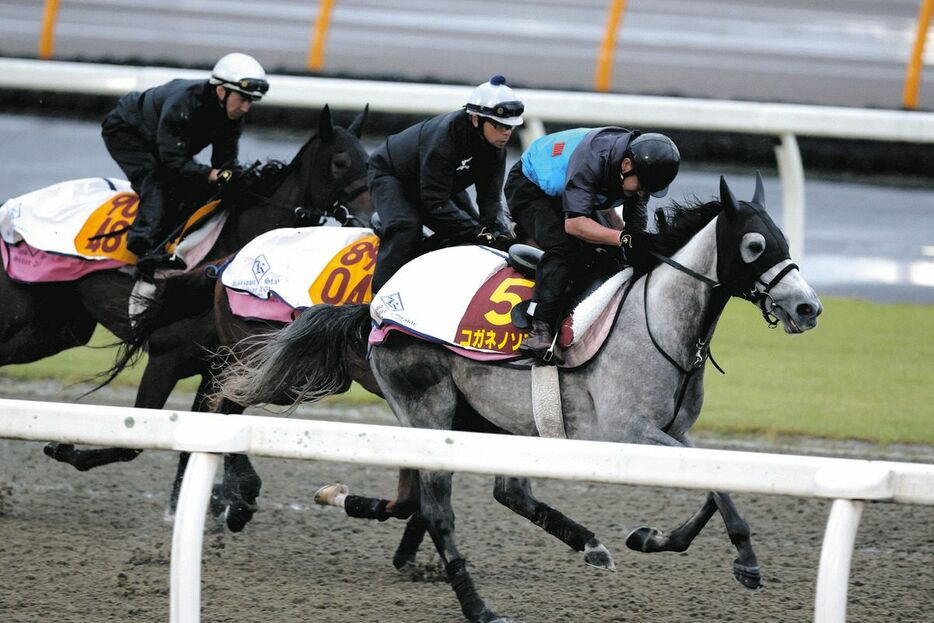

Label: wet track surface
[1,379,933,623]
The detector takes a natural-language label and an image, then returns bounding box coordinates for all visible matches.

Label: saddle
[369,244,634,368]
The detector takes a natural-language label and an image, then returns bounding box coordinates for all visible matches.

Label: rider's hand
[618,229,633,249]
[215,168,236,187]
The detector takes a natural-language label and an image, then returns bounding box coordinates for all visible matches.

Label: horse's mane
[220,159,290,208]
[644,197,723,257]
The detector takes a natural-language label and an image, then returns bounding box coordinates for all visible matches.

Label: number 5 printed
[483,277,533,326]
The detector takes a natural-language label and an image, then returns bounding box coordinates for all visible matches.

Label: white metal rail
[1,398,933,622]
[2,58,934,261]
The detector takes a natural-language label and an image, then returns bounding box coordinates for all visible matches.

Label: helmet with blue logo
[465,75,524,127]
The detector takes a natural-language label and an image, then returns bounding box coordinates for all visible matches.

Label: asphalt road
[1,0,932,110]
[1,112,932,303]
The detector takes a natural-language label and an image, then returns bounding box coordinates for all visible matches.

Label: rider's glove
[216,168,236,187]
[618,229,633,249]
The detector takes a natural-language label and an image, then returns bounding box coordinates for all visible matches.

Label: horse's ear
[348,104,369,139]
[752,171,766,206]
[719,176,739,219]
[318,105,334,142]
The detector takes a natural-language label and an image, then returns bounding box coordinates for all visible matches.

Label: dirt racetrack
[1,381,933,623]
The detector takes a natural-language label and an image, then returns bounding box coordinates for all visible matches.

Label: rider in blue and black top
[507,127,681,359]
[368,76,522,292]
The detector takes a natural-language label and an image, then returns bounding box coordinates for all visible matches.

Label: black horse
[27,106,372,528]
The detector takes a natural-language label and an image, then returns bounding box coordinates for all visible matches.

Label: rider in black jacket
[368,75,523,291]
[101,52,269,276]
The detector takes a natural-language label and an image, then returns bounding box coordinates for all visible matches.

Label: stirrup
[542,330,560,363]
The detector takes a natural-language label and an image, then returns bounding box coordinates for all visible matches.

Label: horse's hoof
[733,561,763,590]
[313,482,349,507]
[43,443,73,463]
[476,608,510,623]
[584,542,616,571]
[393,552,416,571]
[625,526,664,553]
[225,501,257,533]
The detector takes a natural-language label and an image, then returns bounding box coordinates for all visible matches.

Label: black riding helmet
[626,133,680,198]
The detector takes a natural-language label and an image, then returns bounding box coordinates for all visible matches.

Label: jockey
[508,128,680,360]
[368,75,522,292]
[101,52,269,278]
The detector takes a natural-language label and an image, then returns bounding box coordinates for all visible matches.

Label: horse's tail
[90,265,221,393]
[215,303,372,409]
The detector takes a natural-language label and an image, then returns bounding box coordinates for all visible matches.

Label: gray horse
[217,174,822,623]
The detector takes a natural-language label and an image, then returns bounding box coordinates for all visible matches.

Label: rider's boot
[519,319,558,361]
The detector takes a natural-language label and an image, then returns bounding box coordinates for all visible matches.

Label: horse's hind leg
[625,491,762,589]
[493,476,615,570]
[189,389,262,533]
[419,469,504,623]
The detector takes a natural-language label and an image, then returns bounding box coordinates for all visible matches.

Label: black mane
[645,198,723,257]
[222,159,289,206]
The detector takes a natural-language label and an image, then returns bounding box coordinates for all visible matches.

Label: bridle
[641,224,800,426]
[231,158,369,227]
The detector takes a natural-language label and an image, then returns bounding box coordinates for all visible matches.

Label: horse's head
[289,105,372,227]
[716,173,822,333]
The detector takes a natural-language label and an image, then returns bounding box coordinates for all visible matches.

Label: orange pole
[38,0,61,60]
[307,0,336,72]
[903,0,934,109]
[595,0,627,93]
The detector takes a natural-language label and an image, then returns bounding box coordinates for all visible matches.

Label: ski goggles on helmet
[468,100,525,118]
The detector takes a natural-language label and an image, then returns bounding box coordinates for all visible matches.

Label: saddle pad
[370,245,634,364]
[222,226,378,317]
[0,177,135,261]
[371,245,530,356]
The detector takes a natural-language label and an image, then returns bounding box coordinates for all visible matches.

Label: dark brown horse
[26,106,373,528]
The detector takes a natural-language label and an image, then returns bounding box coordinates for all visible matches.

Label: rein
[641,245,799,426]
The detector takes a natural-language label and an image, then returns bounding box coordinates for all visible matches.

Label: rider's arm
[156,96,212,183]
[598,206,626,231]
[418,121,458,212]
[565,214,626,246]
[474,152,510,236]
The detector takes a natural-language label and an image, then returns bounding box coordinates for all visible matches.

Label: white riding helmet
[209,53,269,101]
[465,75,524,127]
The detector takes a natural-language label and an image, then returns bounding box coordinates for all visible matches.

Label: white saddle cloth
[371,245,513,352]
[0,177,133,259]
[221,226,378,309]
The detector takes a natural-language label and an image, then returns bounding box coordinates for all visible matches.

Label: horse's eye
[741,232,766,263]
[331,153,352,177]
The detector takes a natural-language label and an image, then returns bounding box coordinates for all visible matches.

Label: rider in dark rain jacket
[368,75,523,291]
[101,52,268,276]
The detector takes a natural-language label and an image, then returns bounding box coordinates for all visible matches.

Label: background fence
[2,58,934,262]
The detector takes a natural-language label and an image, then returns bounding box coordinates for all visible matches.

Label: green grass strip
[1,296,931,444]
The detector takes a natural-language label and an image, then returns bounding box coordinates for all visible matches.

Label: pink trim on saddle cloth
[225,287,300,324]
[368,323,520,362]
[1,240,125,283]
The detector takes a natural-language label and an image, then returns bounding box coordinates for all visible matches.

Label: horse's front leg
[314,469,424,568]
[713,491,762,589]
[493,476,615,570]
[625,491,762,590]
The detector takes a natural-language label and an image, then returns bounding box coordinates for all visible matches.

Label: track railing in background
[2,397,933,623]
[2,58,934,260]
